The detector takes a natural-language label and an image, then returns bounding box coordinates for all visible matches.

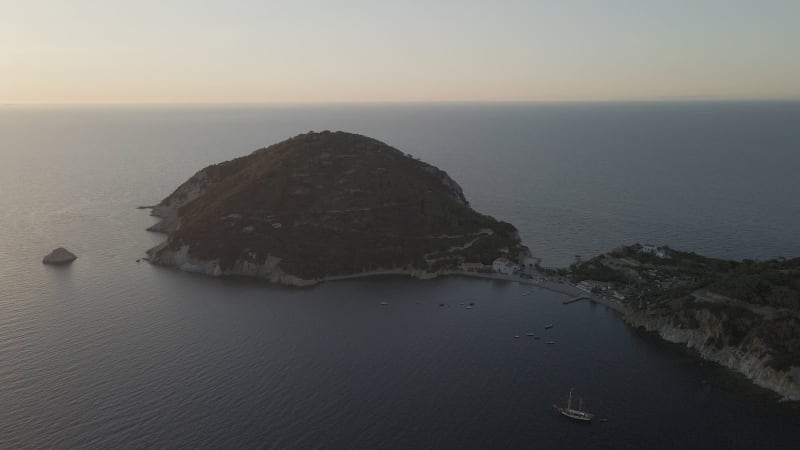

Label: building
[640,244,667,258]
[520,256,540,269]
[461,262,486,272]
[577,280,593,293]
[577,279,612,293]
[492,257,519,275]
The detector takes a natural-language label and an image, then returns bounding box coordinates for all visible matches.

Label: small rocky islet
[42,247,77,265]
[145,131,529,285]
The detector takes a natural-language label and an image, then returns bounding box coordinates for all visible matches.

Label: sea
[1,102,799,449]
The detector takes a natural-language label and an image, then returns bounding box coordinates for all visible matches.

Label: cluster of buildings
[459,256,630,303]
[492,257,519,275]
[576,279,626,301]
[640,244,668,259]
[460,257,534,276]
[576,279,611,293]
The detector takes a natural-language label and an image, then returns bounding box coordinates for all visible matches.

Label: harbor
[443,270,628,314]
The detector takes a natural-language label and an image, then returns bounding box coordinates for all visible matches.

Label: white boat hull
[553,405,594,422]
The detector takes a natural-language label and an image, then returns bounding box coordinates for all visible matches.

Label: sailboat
[553,388,594,422]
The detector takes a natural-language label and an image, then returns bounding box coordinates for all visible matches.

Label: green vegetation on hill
[149,131,528,279]
[571,244,800,378]
[708,258,800,309]
[573,245,800,308]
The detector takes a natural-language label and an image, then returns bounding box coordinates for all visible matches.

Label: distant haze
[2,0,800,103]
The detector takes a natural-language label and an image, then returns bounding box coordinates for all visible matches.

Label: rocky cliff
[626,304,800,401]
[146,131,528,285]
[571,245,800,400]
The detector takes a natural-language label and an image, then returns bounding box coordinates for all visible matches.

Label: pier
[442,271,627,314]
[562,294,626,313]
[562,296,592,305]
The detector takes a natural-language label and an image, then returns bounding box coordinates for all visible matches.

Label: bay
[1,102,798,448]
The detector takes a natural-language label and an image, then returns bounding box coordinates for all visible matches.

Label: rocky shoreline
[569,245,800,402]
[625,310,800,401]
[145,218,799,401]
[144,131,529,282]
[141,132,798,402]
[146,238,442,287]
[145,202,469,287]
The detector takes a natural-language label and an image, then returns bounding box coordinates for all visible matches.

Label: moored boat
[553,388,594,422]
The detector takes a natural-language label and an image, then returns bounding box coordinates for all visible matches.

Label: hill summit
[146,131,528,285]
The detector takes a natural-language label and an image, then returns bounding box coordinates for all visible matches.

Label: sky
[2,0,799,103]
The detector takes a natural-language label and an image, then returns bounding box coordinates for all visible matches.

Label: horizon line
[3,97,800,107]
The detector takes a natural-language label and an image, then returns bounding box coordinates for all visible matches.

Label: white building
[577,280,611,293]
[492,257,518,275]
[577,280,593,293]
[461,262,486,272]
[640,244,667,259]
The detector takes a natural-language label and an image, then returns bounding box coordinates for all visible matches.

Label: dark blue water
[1,103,798,448]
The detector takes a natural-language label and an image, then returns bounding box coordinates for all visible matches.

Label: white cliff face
[148,245,223,277]
[148,244,315,286]
[146,241,447,287]
[625,311,799,401]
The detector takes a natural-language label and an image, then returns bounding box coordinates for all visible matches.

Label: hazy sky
[2,0,799,103]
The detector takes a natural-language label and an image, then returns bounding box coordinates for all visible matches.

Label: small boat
[546,340,556,344]
[544,324,554,330]
[380,301,388,306]
[466,306,473,309]
[526,333,534,337]
[553,388,594,422]
[514,335,521,339]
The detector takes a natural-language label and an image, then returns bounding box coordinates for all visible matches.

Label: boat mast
[579,398,583,412]
[567,388,573,409]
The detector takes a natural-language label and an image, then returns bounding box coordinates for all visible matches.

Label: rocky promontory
[571,244,800,400]
[145,131,528,285]
[625,305,800,401]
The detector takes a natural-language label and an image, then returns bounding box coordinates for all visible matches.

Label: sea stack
[42,247,77,265]
[145,131,529,285]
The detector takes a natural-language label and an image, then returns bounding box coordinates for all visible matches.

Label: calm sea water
[1,102,799,448]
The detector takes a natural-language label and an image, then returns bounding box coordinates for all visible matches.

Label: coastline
[145,250,800,401]
[440,271,627,313]
[144,245,626,313]
[143,201,794,401]
[625,311,800,401]
[265,265,627,314]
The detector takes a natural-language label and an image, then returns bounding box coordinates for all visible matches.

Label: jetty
[444,271,627,314]
[562,295,625,313]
